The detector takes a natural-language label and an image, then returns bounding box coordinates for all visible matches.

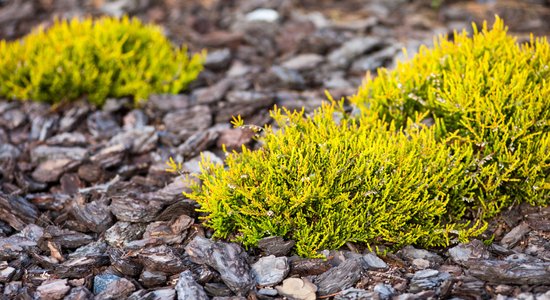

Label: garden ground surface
[0,0,549,299]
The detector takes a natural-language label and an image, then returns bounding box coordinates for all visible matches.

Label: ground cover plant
[183,17,549,258]
[0,16,204,106]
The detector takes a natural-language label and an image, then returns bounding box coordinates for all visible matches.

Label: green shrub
[183,17,549,258]
[0,16,205,106]
[351,17,549,217]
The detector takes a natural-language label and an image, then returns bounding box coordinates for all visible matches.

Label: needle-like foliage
[186,17,549,258]
[0,16,205,106]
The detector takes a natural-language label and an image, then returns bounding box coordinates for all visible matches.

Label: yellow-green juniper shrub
[184,17,549,258]
[351,17,549,220]
[0,16,205,106]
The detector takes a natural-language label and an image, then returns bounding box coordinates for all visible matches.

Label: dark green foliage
[0,16,204,106]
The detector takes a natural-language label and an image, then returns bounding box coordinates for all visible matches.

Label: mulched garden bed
[0,0,549,299]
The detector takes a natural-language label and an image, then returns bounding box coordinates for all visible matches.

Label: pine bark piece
[314,258,364,296]
[185,236,254,296]
[0,193,39,231]
[138,245,186,274]
[70,195,114,233]
[35,279,70,300]
[175,270,209,300]
[468,260,550,285]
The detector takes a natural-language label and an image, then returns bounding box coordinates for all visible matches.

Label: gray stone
[245,8,279,23]
[175,270,209,300]
[94,274,121,295]
[362,252,388,270]
[251,255,289,286]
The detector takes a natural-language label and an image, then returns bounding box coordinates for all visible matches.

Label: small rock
[93,274,121,295]
[204,48,232,70]
[251,255,289,286]
[175,270,209,300]
[245,8,279,23]
[46,132,87,146]
[276,277,317,300]
[362,252,388,270]
[35,279,70,300]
